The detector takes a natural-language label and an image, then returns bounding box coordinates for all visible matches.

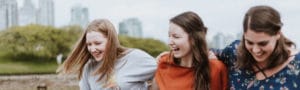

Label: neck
[180,54,193,67]
[255,47,298,70]
[256,60,268,70]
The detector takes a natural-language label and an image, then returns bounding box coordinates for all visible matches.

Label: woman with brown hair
[152,11,228,90]
[212,5,300,89]
[57,19,157,90]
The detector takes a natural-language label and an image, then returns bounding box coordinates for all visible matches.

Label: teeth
[255,53,262,56]
[93,51,102,56]
[170,46,179,51]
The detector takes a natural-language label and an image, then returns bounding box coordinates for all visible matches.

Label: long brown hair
[170,11,210,90]
[57,19,126,82]
[237,5,295,71]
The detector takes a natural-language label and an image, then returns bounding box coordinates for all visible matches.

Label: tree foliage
[0,24,168,61]
[119,35,168,57]
[0,24,82,60]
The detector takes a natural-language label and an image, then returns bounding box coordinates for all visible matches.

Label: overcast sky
[17,0,300,47]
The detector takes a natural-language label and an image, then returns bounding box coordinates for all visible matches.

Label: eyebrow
[245,39,269,44]
[168,32,177,36]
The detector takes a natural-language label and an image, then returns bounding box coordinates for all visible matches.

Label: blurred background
[0,0,299,90]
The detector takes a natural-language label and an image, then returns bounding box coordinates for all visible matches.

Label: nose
[252,45,261,53]
[89,45,97,52]
[168,38,174,46]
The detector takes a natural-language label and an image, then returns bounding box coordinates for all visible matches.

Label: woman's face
[244,29,280,65]
[168,22,192,59]
[86,31,107,61]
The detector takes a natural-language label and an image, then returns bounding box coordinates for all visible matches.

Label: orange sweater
[155,53,228,90]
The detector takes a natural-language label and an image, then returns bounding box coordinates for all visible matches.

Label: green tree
[0,24,82,61]
[119,35,168,57]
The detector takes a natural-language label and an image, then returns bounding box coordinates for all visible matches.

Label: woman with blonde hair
[57,19,157,90]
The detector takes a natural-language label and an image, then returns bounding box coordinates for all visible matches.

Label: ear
[276,31,281,40]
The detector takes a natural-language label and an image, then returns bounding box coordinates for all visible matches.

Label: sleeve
[122,49,158,89]
[210,40,240,67]
[79,61,91,90]
[127,50,157,81]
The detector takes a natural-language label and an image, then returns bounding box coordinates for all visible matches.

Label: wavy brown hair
[57,19,126,82]
[170,11,210,90]
[237,5,295,71]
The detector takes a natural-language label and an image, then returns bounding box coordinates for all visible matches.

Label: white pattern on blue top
[212,40,300,90]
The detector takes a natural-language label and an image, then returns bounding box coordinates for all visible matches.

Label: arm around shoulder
[125,49,157,81]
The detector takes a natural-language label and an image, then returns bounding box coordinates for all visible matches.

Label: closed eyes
[245,40,268,46]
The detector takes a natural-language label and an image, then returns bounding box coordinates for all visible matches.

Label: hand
[208,51,218,60]
[155,51,169,62]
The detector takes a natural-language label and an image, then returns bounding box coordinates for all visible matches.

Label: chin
[254,57,267,63]
[94,57,103,61]
[173,54,181,58]
[94,59,101,61]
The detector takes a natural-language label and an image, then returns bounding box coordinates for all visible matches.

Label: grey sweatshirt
[79,49,157,90]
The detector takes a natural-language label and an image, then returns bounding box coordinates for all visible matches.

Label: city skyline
[1,0,54,29]
[119,18,143,38]
[0,0,18,29]
[19,0,36,26]
[36,0,54,26]
[12,0,300,47]
[70,4,89,28]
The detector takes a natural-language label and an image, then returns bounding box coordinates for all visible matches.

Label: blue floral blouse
[212,40,300,90]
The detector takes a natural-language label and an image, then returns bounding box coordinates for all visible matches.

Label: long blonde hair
[57,19,126,81]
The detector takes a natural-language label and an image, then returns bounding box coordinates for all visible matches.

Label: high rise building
[0,0,6,30]
[0,0,18,30]
[212,32,226,49]
[37,0,54,26]
[70,5,89,28]
[19,0,37,26]
[119,18,143,38]
[211,32,236,49]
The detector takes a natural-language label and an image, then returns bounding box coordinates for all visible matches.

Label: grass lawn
[0,52,59,74]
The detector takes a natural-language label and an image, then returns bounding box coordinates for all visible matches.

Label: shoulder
[120,48,156,65]
[209,59,227,71]
[157,52,172,64]
[127,48,153,58]
[119,48,155,61]
[220,40,240,62]
[217,40,240,59]
[208,59,228,80]
[223,40,240,51]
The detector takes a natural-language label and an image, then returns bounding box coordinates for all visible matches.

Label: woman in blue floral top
[212,5,300,90]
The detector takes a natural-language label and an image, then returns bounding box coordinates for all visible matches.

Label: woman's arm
[122,49,157,89]
[210,40,240,66]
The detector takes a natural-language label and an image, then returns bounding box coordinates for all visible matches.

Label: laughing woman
[151,11,228,90]
[212,5,300,89]
[57,19,157,90]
